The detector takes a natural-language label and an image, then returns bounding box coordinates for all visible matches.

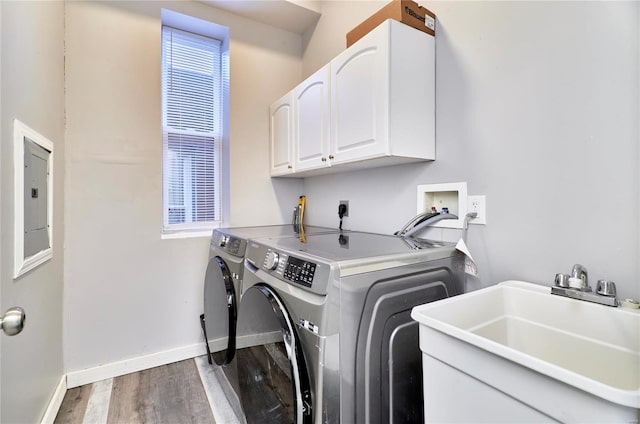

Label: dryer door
[203,256,237,365]
[233,284,312,424]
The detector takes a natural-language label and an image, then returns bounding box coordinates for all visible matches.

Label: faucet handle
[595,280,616,297]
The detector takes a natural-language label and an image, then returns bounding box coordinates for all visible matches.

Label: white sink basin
[411,280,640,423]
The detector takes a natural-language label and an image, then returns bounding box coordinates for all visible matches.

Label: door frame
[1,2,4,418]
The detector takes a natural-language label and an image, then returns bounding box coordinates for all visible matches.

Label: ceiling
[200,0,322,34]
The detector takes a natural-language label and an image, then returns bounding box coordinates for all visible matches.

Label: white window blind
[162,26,222,232]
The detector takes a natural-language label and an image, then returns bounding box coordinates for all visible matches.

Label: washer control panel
[212,232,244,257]
[283,256,316,288]
[262,249,317,289]
[251,244,330,295]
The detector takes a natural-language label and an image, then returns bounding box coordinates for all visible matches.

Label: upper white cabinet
[331,19,435,166]
[270,19,434,177]
[330,22,388,164]
[294,66,331,172]
[269,92,294,176]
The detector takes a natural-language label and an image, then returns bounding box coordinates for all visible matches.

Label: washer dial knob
[265,251,280,270]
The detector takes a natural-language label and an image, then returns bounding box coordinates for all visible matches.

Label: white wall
[64,1,302,377]
[300,1,640,301]
[0,1,65,422]
[301,0,385,77]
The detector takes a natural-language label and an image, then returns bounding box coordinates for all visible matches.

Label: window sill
[161,230,213,240]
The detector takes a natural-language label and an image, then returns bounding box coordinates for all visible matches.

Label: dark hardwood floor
[54,356,243,424]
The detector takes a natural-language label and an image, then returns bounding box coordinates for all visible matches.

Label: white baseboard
[65,331,281,389]
[66,342,207,388]
[41,375,67,424]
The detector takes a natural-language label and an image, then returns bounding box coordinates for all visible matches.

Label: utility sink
[411,280,640,423]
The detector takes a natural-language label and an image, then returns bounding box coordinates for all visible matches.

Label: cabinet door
[294,66,330,172]
[330,23,389,164]
[270,92,294,176]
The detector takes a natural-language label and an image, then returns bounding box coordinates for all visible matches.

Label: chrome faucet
[551,264,618,307]
[397,212,458,238]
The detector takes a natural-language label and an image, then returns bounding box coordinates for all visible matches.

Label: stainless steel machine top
[246,232,461,295]
[216,224,334,240]
[254,231,456,263]
[211,225,335,258]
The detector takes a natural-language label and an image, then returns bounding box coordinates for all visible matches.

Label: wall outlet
[468,195,486,225]
[339,200,349,217]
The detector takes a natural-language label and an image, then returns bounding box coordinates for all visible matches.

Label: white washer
[226,231,466,423]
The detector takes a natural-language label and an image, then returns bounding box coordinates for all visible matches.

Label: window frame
[160,16,229,238]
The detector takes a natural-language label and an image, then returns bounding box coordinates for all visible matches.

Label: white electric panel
[24,138,51,257]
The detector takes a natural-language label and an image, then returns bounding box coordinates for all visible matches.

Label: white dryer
[225,232,466,423]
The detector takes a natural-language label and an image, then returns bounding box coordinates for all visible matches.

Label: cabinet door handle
[321,157,326,162]
[288,165,292,169]
[328,155,334,160]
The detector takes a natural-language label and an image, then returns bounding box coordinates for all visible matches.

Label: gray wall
[64,1,302,376]
[300,1,640,301]
[0,1,65,422]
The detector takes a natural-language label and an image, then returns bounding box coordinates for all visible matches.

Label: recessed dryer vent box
[416,182,467,229]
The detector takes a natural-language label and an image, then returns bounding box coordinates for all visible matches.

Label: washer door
[203,256,237,365]
[234,284,312,424]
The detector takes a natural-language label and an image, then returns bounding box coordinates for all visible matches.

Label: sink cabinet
[270,19,435,177]
[411,281,640,423]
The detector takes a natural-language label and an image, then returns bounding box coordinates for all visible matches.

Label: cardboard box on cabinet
[346,0,436,47]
